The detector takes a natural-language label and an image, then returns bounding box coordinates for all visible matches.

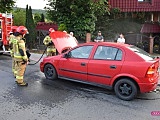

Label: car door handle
[110,65,116,69]
[81,62,86,66]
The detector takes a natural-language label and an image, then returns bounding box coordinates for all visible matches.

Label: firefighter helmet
[11,26,18,33]
[9,26,18,35]
[16,26,29,35]
[49,28,55,33]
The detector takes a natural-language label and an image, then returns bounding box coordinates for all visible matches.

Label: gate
[125,33,150,52]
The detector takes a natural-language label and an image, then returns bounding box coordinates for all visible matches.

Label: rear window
[128,46,154,60]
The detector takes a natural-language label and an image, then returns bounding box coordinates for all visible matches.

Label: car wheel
[44,64,57,80]
[114,79,138,101]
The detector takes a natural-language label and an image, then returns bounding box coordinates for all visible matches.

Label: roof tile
[141,22,160,33]
[109,0,160,12]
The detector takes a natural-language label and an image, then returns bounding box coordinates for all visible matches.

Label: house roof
[140,22,160,33]
[36,22,58,31]
[108,0,160,12]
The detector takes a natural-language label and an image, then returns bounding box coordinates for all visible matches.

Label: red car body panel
[40,55,61,73]
[49,31,78,54]
[58,58,88,81]
[87,60,123,85]
[40,42,159,93]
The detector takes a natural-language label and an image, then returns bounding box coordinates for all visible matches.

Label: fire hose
[28,46,47,65]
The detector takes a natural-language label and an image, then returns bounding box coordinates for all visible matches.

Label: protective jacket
[9,34,15,57]
[43,35,56,56]
[43,36,52,46]
[13,37,28,62]
[9,35,17,76]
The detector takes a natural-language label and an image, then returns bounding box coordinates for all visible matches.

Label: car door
[88,45,123,85]
[59,45,93,81]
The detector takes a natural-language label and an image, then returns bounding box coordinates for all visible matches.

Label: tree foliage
[25,5,36,48]
[34,13,46,24]
[34,13,41,24]
[58,23,67,31]
[40,13,45,22]
[0,0,15,13]
[12,8,26,26]
[46,0,109,40]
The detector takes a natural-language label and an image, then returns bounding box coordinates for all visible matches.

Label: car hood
[50,31,78,54]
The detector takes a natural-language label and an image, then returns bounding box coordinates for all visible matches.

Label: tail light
[146,62,159,78]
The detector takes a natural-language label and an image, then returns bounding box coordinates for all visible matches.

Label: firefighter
[9,26,18,77]
[14,26,29,86]
[43,28,56,56]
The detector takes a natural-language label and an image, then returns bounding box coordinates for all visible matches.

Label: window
[94,46,122,60]
[69,45,93,59]
[138,0,151,2]
[128,46,154,60]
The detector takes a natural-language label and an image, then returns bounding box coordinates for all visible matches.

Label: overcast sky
[14,0,48,9]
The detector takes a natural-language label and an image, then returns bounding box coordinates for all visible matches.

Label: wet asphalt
[0,54,160,120]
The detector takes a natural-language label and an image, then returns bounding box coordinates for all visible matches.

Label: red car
[40,32,159,101]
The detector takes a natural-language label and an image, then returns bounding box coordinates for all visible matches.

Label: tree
[0,0,15,13]
[25,5,36,48]
[46,0,109,40]
[25,5,29,48]
[34,13,41,24]
[58,23,67,31]
[40,13,45,22]
[25,5,29,28]
[12,8,26,26]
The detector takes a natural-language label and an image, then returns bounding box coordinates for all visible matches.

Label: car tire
[114,79,138,101]
[44,64,57,80]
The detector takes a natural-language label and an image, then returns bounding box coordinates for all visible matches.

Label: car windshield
[128,45,154,60]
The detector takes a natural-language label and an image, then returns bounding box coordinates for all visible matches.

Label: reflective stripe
[14,71,17,74]
[14,55,27,60]
[22,55,28,60]
[16,75,23,80]
[13,39,19,56]
[47,48,56,52]
[14,54,23,59]
[12,39,18,44]
[10,50,13,53]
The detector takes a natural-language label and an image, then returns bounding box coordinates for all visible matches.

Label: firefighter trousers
[12,58,17,77]
[15,61,27,84]
[47,51,56,56]
[12,58,16,77]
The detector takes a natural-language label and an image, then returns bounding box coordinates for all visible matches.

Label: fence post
[149,34,153,54]
[86,33,91,43]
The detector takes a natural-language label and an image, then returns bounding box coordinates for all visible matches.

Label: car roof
[78,42,132,48]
